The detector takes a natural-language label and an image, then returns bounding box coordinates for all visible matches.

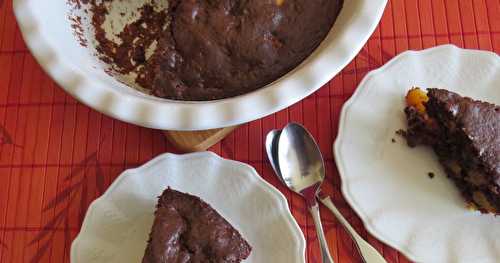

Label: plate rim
[70,151,306,263]
[333,44,500,262]
[13,0,387,130]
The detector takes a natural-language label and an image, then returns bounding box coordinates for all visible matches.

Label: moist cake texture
[90,0,343,100]
[403,88,500,214]
[142,188,251,263]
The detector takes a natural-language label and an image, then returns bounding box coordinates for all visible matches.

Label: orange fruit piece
[406,87,428,113]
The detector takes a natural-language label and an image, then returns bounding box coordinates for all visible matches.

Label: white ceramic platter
[71,152,305,263]
[335,45,500,263]
[13,0,387,130]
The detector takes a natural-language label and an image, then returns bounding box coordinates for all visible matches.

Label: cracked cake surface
[142,188,252,263]
[403,88,500,214]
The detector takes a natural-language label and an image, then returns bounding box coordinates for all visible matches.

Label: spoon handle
[309,203,335,263]
[319,196,386,263]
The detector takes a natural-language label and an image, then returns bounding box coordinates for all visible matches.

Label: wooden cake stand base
[164,126,237,152]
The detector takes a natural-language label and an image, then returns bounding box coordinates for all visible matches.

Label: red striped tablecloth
[0,0,499,262]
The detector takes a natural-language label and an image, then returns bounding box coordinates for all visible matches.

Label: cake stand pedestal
[164,126,237,152]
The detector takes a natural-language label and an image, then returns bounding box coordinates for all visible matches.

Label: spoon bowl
[278,123,326,197]
[265,129,283,184]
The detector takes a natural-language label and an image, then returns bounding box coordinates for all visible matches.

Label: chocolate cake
[403,88,500,215]
[142,188,252,263]
[89,0,343,101]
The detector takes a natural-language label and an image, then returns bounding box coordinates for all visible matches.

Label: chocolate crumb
[396,129,407,137]
[391,138,396,143]
[428,172,435,179]
[69,15,87,47]
[67,0,88,47]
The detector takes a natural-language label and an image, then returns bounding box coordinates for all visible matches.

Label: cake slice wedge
[403,88,500,215]
[142,188,252,263]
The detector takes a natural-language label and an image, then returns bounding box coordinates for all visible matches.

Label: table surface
[0,0,499,262]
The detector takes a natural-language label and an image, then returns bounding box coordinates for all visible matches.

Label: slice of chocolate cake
[142,188,252,263]
[403,88,500,215]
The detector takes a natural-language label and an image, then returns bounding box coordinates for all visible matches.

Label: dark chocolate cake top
[427,88,500,178]
[142,188,251,263]
[91,0,343,101]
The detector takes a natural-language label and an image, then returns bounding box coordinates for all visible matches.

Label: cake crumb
[396,129,407,137]
[428,172,435,179]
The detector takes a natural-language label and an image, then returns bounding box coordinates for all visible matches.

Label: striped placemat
[0,0,498,262]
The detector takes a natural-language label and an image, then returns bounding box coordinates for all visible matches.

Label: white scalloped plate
[13,0,387,130]
[70,152,305,263]
[334,45,500,263]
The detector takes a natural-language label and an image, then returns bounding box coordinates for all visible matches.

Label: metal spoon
[275,123,334,263]
[266,123,386,263]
